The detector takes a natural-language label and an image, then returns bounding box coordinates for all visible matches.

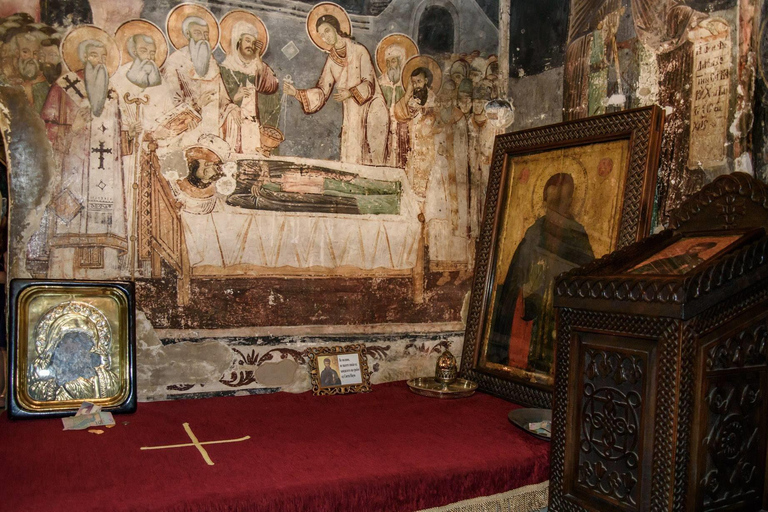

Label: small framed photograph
[7,279,137,419]
[307,345,371,396]
[622,229,762,276]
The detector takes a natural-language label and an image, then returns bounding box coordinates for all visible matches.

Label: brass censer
[407,350,478,398]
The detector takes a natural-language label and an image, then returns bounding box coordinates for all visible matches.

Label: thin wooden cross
[140,422,250,466]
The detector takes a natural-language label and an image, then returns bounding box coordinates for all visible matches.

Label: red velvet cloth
[0,381,549,512]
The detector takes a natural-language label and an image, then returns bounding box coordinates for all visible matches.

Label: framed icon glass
[7,280,137,418]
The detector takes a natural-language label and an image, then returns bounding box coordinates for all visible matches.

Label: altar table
[0,381,549,511]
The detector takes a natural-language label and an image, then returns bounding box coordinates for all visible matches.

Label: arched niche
[411,0,459,55]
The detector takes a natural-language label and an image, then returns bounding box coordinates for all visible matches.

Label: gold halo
[375,33,418,76]
[402,55,442,93]
[114,19,168,68]
[306,2,351,53]
[220,10,269,56]
[529,156,588,219]
[61,25,120,76]
[166,3,219,50]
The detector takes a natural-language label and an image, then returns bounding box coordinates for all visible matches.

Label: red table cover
[0,381,549,511]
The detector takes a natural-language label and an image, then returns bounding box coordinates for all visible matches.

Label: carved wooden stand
[550,173,768,511]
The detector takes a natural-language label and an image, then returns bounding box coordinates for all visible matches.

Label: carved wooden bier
[549,173,768,511]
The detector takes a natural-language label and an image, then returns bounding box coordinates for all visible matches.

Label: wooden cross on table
[140,423,250,466]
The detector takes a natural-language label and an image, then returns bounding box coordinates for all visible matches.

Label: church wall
[0,0,505,400]
[507,67,564,131]
[506,0,764,225]
[4,0,763,402]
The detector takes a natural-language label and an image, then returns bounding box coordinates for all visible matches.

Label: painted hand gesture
[333,88,352,102]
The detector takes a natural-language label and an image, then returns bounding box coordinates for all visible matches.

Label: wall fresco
[503,0,762,225]
[5,0,761,396]
[0,1,506,329]
[0,0,507,393]
[560,0,758,223]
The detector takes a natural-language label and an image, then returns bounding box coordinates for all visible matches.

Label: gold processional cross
[140,422,250,466]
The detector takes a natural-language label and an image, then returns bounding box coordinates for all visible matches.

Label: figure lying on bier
[226,160,402,215]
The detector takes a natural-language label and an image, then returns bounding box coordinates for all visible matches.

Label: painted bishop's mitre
[435,350,458,384]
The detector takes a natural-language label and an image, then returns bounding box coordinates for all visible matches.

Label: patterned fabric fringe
[416,481,549,512]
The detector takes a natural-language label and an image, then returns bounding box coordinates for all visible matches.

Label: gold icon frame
[7,280,136,419]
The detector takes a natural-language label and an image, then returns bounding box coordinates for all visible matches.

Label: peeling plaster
[151,332,464,400]
[136,311,234,401]
[0,86,55,278]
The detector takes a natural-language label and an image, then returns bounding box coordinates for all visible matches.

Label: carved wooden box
[549,173,768,512]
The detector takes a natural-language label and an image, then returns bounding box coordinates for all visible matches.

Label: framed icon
[7,279,137,419]
[307,344,371,396]
[460,106,664,407]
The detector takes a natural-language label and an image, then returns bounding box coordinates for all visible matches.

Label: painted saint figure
[468,83,499,240]
[379,44,406,108]
[5,32,50,112]
[162,4,240,149]
[394,57,441,203]
[111,20,174,147]
[564,0,727,119]
[429,79,471,274]
[284,3,388,165]
[39,37,63,85]
[170,135,228,215]
[219,12,279,154]
[28,301,120,402]
[320,358,342,387]
[376,34,418,168]
[456,78,473,119]
[39,27,128,279]
[226,160,402,215]
[486,173,594,374]
[111,20,175,278]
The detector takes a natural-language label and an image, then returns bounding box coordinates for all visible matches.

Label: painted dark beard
[17,57,39,80]
[387,67,400,84]
[41,62,61,84]
[188,38,211,77]
[126,58,161,88]
[238,42,259,60]
[187,169,221,188]
[413,86,429,106]
[85,62,109,117]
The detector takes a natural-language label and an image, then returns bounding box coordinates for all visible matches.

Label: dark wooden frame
[307,344,372,396]
[6,279,137,419]
[459,106,665,408]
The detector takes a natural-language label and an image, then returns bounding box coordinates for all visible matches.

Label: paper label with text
[338,354,363,385]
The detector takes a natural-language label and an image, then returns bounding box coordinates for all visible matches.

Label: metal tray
[508,408,551,441]
[406,377,478,398]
